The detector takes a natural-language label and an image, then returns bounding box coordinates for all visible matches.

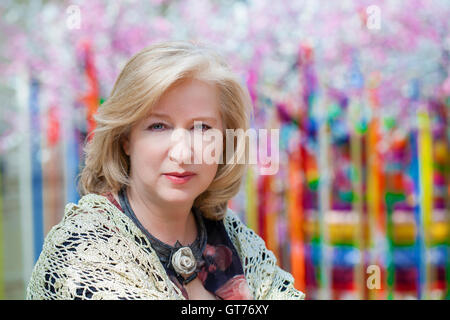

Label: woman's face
[123,78,224,206]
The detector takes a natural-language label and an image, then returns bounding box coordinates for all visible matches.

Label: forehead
[149,78,222,119]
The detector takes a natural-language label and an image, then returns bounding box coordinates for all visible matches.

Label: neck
[124,185,197,246]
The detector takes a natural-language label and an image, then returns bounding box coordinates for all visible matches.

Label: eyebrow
[149,112,218,124]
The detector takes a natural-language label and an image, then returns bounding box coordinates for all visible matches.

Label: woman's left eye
[193,124,211,131]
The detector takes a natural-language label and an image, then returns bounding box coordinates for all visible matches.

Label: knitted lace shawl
[26,194,305,300]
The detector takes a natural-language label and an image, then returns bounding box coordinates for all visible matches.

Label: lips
[163,172,196,184]
[164,171,195,177]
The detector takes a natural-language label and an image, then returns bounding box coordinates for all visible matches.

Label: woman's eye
[193,124,211,131]
[148,123,167,131]
[148,122,211,132]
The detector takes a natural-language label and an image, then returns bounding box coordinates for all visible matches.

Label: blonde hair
[78,40,253,220]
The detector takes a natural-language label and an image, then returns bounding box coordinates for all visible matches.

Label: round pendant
[171,246,197,277]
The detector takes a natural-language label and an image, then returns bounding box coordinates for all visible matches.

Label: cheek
[199,162,219,185]
[130,136,168,171]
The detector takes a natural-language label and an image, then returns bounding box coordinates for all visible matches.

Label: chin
[159,189,198,203]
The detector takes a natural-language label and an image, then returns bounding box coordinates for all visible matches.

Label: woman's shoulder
[221,207,305,300]
[40,193,135,255]
[27,193,172,299]
[40,194,123,249]
[64,193,121,218]
[58,193,128,230]
[222,207,243,227]
[222,208,262,244]
[221,208,272,268]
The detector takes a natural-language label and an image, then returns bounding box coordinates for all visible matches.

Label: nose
[168,128,194,164]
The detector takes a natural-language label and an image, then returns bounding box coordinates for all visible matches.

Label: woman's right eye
[148,123,167,131]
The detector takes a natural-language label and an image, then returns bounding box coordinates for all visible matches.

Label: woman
[27,41,305,300]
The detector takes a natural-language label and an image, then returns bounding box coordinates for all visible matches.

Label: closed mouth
[164,172,196,177]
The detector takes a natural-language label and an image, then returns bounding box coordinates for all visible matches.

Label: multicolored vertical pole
[366,72,386,299]
[350,102,365,299]
[297,41,326,298]
[78,40,100,139]
[444,96,450,300]
[317,95,331,299]
[409,128,425,299]
[348,53,366,299]
[43,105,63,234]
[245,165,259,234]
[0,158,4,299]
[29,78,44,263]
[417,107,434,299]
[265,173,280,262]
[288,142,305,292]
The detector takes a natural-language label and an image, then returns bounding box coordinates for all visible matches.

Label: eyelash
[148,122,212,132]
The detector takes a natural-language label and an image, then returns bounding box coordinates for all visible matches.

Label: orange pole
[288,148,305,292]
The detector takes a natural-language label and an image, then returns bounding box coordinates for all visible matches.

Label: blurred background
[0,0,448,300]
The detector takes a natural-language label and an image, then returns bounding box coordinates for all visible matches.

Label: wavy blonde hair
[78,40,253,220]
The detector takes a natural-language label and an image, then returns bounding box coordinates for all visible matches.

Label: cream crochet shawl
[26,194,305,300]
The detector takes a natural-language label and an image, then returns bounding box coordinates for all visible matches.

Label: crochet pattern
[26,194,305,300]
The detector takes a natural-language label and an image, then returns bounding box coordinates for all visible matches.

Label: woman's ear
[121,136,130,156]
